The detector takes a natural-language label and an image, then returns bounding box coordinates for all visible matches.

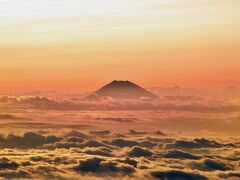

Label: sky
[0,0,240,93]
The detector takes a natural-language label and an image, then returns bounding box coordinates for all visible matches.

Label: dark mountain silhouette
[87,80,158,99]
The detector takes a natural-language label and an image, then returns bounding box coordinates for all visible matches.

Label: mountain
[87,80,158,99]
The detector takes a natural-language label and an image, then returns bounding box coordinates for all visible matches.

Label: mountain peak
[88,80,158,99]
[107,80,140,88]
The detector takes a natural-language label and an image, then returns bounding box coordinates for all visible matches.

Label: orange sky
[0,0,240,93]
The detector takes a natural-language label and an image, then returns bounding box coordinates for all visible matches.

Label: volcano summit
[88,80,158,99]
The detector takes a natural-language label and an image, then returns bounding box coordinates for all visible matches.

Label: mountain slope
[88,80,158,99]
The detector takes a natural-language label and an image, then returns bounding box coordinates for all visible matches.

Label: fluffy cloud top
[0,129,239,179]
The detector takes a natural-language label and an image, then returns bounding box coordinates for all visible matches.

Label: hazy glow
[0,0,240,92]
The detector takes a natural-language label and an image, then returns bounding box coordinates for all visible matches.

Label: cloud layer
[0,94,239,179]
[0,129,239,180]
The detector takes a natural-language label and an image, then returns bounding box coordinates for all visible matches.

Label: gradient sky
[0,0,240,93]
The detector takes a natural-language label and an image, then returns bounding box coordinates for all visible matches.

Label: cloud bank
[0,129,239,180]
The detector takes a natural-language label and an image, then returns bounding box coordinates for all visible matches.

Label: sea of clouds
[0,129,240,179]
[0,89,239,179]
